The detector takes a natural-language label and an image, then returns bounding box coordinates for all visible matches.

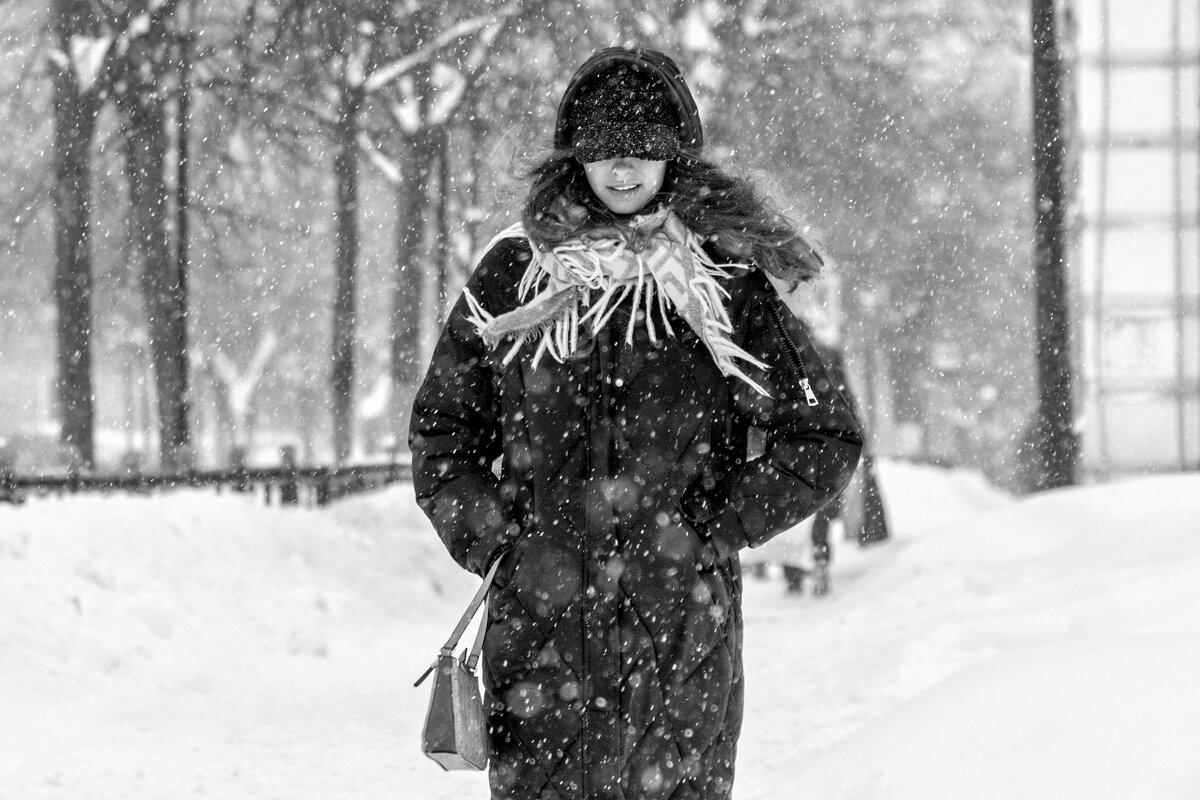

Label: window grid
[1075,0,1200,473]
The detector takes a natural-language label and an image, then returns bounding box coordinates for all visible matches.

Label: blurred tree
[690,0,1032,476]
[43,0,197,471]
[373,1,522,449]
[49,0,104,468]
[259,0,505,463]
[2,0,1037,486]
[110,0,194,471]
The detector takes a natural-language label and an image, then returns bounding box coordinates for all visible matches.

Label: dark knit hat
[556,48,703,163]
[568,65,680,162]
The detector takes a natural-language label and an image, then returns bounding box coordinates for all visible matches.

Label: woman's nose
[610,158,634,174]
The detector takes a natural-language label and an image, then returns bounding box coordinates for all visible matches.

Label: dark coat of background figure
[411,235,862,800]
[781,342,889,595]
[834,344,889,550]
[813,343,889,550]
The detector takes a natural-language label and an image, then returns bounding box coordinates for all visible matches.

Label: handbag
[414,555,504,771]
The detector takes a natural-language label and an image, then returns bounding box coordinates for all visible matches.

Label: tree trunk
[51,5,100,469]
[1031,0,1078,489]
[331,83,364,465]
[434,125,452,313]
[119,82,192,472]
[391,136,430,448]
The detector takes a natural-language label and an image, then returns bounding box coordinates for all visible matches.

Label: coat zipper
[581,369,593,800]
[580,326,610,800]
[766,301,819,407]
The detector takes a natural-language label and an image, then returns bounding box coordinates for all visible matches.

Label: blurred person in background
[758,291,892,597]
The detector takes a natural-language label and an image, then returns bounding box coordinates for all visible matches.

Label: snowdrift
[777,474,1200,800]
[1,465,1198,799]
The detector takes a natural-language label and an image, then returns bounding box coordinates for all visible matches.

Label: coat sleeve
[699,272,865,559]
[408,241,522,576]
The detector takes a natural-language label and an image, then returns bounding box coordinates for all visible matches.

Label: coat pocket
[677,503,742,610]
[691,528,737,624]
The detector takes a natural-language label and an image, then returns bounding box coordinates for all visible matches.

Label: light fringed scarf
[463,207,770,396]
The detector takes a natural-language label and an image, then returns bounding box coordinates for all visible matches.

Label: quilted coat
[410,237,863,800]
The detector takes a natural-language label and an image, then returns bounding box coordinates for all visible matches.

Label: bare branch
[363,12,504,94]
[357,131,402,185]
[210,328,279,419]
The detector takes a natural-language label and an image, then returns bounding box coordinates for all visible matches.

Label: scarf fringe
[463,211,771,396]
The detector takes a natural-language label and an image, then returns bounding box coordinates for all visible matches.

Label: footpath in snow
[2,461,1199,799]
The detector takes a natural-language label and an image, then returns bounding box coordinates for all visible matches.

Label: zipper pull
[800,377,819,407]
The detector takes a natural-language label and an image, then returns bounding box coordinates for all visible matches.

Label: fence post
[121,450,149,495]
[66,465,82,496]
[0,446,21,504]
[316,470,332,506]
[280,445,300,506]
[230,446,251,494]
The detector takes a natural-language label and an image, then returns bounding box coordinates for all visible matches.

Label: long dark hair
[520,151,825,286]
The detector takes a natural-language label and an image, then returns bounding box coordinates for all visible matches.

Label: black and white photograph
[2,1,1198,798]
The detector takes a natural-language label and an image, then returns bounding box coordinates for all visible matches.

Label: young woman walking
[411,46,863,800]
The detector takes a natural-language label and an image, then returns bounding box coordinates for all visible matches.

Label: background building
[1074,0,1200,474]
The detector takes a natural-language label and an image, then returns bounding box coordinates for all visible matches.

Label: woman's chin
[601,195,652,215]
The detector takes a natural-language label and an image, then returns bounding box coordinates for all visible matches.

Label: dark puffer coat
[410,238,863,800]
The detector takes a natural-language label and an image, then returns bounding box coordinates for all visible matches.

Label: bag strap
[414,553,504,687]
[464,602,488,673]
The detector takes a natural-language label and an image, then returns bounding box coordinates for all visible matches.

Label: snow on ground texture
[755,471,1200,800]
[1,463,1198,799]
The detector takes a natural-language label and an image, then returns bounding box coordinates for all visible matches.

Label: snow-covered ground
[2,461,1198,799]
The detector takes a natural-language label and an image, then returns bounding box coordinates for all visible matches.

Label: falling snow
[2,3,1198,798]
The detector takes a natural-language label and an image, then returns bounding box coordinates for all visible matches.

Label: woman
[410,47,863,800]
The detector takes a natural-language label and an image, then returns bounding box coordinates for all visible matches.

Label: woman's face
[583,157,668,215]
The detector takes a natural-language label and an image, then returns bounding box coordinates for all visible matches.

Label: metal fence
[0,459,412,507]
